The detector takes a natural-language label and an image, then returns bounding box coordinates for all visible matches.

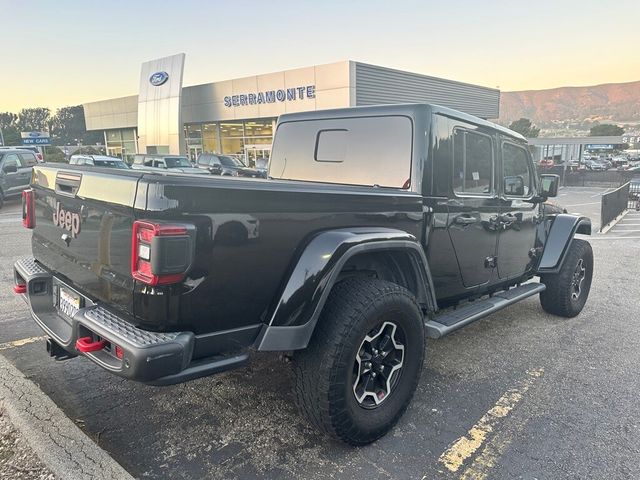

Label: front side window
[452,129,493,196]
[502,143,533,197]
[2,154,19,170]
[220,156,244,167]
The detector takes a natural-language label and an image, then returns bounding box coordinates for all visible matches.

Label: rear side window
[452,129,493,196]
[270,116,413,188]
[502,143,533,197]
[19,153,37,165]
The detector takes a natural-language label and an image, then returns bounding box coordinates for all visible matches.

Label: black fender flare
[254,227,437,351]
[536,214,591,274]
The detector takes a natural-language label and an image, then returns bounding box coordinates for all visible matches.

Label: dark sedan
[197,153,265,178]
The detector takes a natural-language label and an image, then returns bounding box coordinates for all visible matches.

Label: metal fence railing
[540,166,635,188]
[629,181,640,210]
[600,182,630,231]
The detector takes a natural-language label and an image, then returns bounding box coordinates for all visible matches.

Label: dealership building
[83,54,500,164]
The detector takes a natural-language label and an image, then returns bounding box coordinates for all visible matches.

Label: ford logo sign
[149,71,169,86]
[28,131,40,137]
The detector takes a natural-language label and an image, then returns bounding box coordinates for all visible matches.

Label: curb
[0,353,134,480]
[599,209,628,234]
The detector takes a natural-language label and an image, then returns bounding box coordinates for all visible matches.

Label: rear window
[270,115,413,188]
[164,157,191,168]
[94,159,130,169]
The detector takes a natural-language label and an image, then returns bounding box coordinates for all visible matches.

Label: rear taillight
[22,189,35,229]
[131,220,194,286]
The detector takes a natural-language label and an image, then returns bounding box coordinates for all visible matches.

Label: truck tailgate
[30,165,143,317]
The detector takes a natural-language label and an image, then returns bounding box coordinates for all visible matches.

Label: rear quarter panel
[135,176,423,334]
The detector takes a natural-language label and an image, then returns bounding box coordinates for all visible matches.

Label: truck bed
[30,165,424,337]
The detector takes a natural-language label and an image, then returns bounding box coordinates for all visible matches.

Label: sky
[2,0,639,112]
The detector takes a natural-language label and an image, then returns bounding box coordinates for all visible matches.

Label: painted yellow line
[438,368,543,474]
[458,406,531,480]
[0,336,46,351]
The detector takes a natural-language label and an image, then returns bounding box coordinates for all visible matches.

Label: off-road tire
[540,238,593,317]
[0,190,4,210]
[293,277,425,445]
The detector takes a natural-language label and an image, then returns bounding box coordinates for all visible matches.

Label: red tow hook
[75,337,107,353]
[13,284,27,294]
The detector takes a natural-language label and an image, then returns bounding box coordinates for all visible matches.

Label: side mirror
[504,175,525,196]
[540,174,559,198]
[3,164,17,174]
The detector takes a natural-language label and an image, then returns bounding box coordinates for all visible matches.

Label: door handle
[454,215,477,225]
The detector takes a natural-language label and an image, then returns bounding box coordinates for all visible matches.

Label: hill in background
[499,80,640,136]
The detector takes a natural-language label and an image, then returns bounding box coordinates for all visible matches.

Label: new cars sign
[21,131,51,145]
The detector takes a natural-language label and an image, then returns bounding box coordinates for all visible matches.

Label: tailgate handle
[55,172,82,197]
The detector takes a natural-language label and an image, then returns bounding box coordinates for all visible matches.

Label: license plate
[58,287,81,318]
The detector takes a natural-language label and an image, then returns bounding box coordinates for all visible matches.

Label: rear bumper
[14,257,249,385]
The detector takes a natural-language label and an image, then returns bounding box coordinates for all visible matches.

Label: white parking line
[591,189,614,197]
[563,202,600,207]
[591,236,640,240]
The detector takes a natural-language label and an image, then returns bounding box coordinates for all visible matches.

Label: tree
[50,106,83,145]
[72,146,104,156]
[49,105,103,146]
[16,107,50,132]
[508,118,540,138]
[43,146,65,163]
[589,124,624,136]
[0,112,19,145]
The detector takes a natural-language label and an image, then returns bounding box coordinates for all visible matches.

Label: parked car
[0,145,43,162]
[69,155,130,169]
[196,153,264,177]
[0,148,36,209]
[132,154,208,174]
[15,104,593,446]
[584,160,607,171]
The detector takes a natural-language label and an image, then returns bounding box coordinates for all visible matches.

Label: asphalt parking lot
[1,187,639,479]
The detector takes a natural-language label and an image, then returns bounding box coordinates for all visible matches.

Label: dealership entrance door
[246,145,270,168]
[189,146,202,162]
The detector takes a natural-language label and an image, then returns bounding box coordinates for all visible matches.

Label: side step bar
[425,283,546,339]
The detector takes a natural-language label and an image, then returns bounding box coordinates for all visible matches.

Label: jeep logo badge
[52,202,81,238]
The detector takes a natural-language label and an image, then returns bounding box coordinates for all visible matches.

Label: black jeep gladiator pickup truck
[15,104,592,445]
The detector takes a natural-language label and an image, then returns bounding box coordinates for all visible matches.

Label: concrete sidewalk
[0,354,133,480]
